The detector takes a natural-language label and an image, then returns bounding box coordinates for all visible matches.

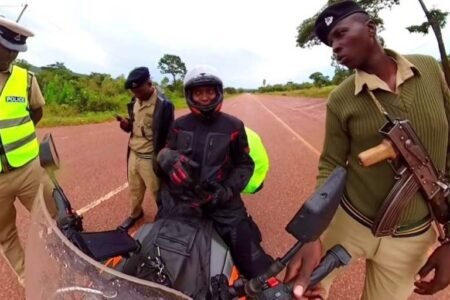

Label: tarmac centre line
[253,98,321,157]
[78,97,321,215]
[77,182,128,215]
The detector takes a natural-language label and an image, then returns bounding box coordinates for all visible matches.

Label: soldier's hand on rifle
[414,242,450,295]
[157,148,199,187]
[284,240,324,299]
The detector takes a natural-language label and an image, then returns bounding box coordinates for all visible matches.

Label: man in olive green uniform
[285,2,450,300]
[118,67,174,230]
[0,17,46,287]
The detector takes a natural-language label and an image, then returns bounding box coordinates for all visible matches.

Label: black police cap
[314,1,367,46]
[125,67,150,89]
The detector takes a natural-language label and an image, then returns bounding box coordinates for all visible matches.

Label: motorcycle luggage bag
[120,216,213,299]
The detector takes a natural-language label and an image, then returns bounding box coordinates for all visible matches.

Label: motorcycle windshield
[26,185,191,300]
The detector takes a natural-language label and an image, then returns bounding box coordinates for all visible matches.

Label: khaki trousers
[127,151,159,218]
[321,207,436,300]
[0,158,43,286]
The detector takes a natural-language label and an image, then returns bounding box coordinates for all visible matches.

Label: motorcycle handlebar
[308,244,351,289]
[230,244,351,299]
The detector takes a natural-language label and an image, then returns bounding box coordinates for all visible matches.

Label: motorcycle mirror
[39,133,60,172]
[285,166,346,243]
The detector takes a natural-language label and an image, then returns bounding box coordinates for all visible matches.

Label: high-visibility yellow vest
[0,65,38,172]
[243,127,269,194]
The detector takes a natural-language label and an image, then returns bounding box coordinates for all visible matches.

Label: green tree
[224,87,237,94]
[296,0,399,48]
[406,0,449,86]
[157,54,187,85]
[296,0,449,87]
[309,72,331,87]
[160,76,170,88]
[332,66,353,85]
[14,59,32,69]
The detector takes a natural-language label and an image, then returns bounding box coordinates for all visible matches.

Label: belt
[0,165,19,174]
[130,149,152,159]
[0,157,35,175]
[341,195,431,238]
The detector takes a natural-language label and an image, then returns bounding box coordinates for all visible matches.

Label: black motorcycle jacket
[162,112,254,203]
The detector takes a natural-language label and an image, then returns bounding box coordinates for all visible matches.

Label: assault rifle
[358,119,450,240]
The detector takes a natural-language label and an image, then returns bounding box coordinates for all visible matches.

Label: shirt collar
[354,49,420,95]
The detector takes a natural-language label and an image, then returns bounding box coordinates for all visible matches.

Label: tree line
[295,0,449,87]
[14,0,449,112]
[260,0,449,94]
[13,54,246,114]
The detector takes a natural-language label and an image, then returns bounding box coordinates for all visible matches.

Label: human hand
[202,181,232,206]
[414,242,450,295]
[157,148,199,186]
[284,240,324,299]
[118,116,132,132]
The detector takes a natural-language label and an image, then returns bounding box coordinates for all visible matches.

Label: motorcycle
[25,133,351,299]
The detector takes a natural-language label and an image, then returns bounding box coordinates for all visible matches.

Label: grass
[265,85,336,99]
[37,104,124,128]
[37,94,238,128]
[38,90,315,128]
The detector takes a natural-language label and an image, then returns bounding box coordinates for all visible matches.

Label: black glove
[202,181,233,206]
[157,148,199,186]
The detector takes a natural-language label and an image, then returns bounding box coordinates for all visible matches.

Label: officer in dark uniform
[118,67,174,229]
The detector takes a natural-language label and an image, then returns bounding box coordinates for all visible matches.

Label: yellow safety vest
[0,65,38,172]
[243,127,269,194]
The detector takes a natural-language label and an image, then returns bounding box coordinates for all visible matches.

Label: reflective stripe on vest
[0,65,38,172]
[243,127,269,194]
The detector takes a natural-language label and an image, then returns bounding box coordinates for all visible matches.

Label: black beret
[125,67,150,89]
[314,1,367,46]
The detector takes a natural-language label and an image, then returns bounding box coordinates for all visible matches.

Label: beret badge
[325,16,334,26]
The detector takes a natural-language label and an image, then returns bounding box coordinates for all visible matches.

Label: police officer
[118,67,174,230]
[0,16,45,287]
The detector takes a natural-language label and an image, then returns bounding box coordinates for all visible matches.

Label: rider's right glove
[201,181,233,207]
[157,148,199,187]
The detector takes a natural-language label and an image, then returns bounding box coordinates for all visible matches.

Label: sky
[1,0,450,89]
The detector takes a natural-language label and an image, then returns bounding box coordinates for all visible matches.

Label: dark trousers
[204,198,274,279]
[219,216,274,278]
[158,188,273,279]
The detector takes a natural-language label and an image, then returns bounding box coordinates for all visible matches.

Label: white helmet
[183,65,224,119]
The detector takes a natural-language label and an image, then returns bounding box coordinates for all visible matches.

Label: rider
[156,65,273,278]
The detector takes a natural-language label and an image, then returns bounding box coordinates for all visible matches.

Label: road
[1,94,448,299]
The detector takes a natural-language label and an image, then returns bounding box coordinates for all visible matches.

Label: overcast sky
[1,0,450,88]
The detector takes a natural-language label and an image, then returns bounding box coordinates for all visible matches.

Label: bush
[266,86,336,99]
